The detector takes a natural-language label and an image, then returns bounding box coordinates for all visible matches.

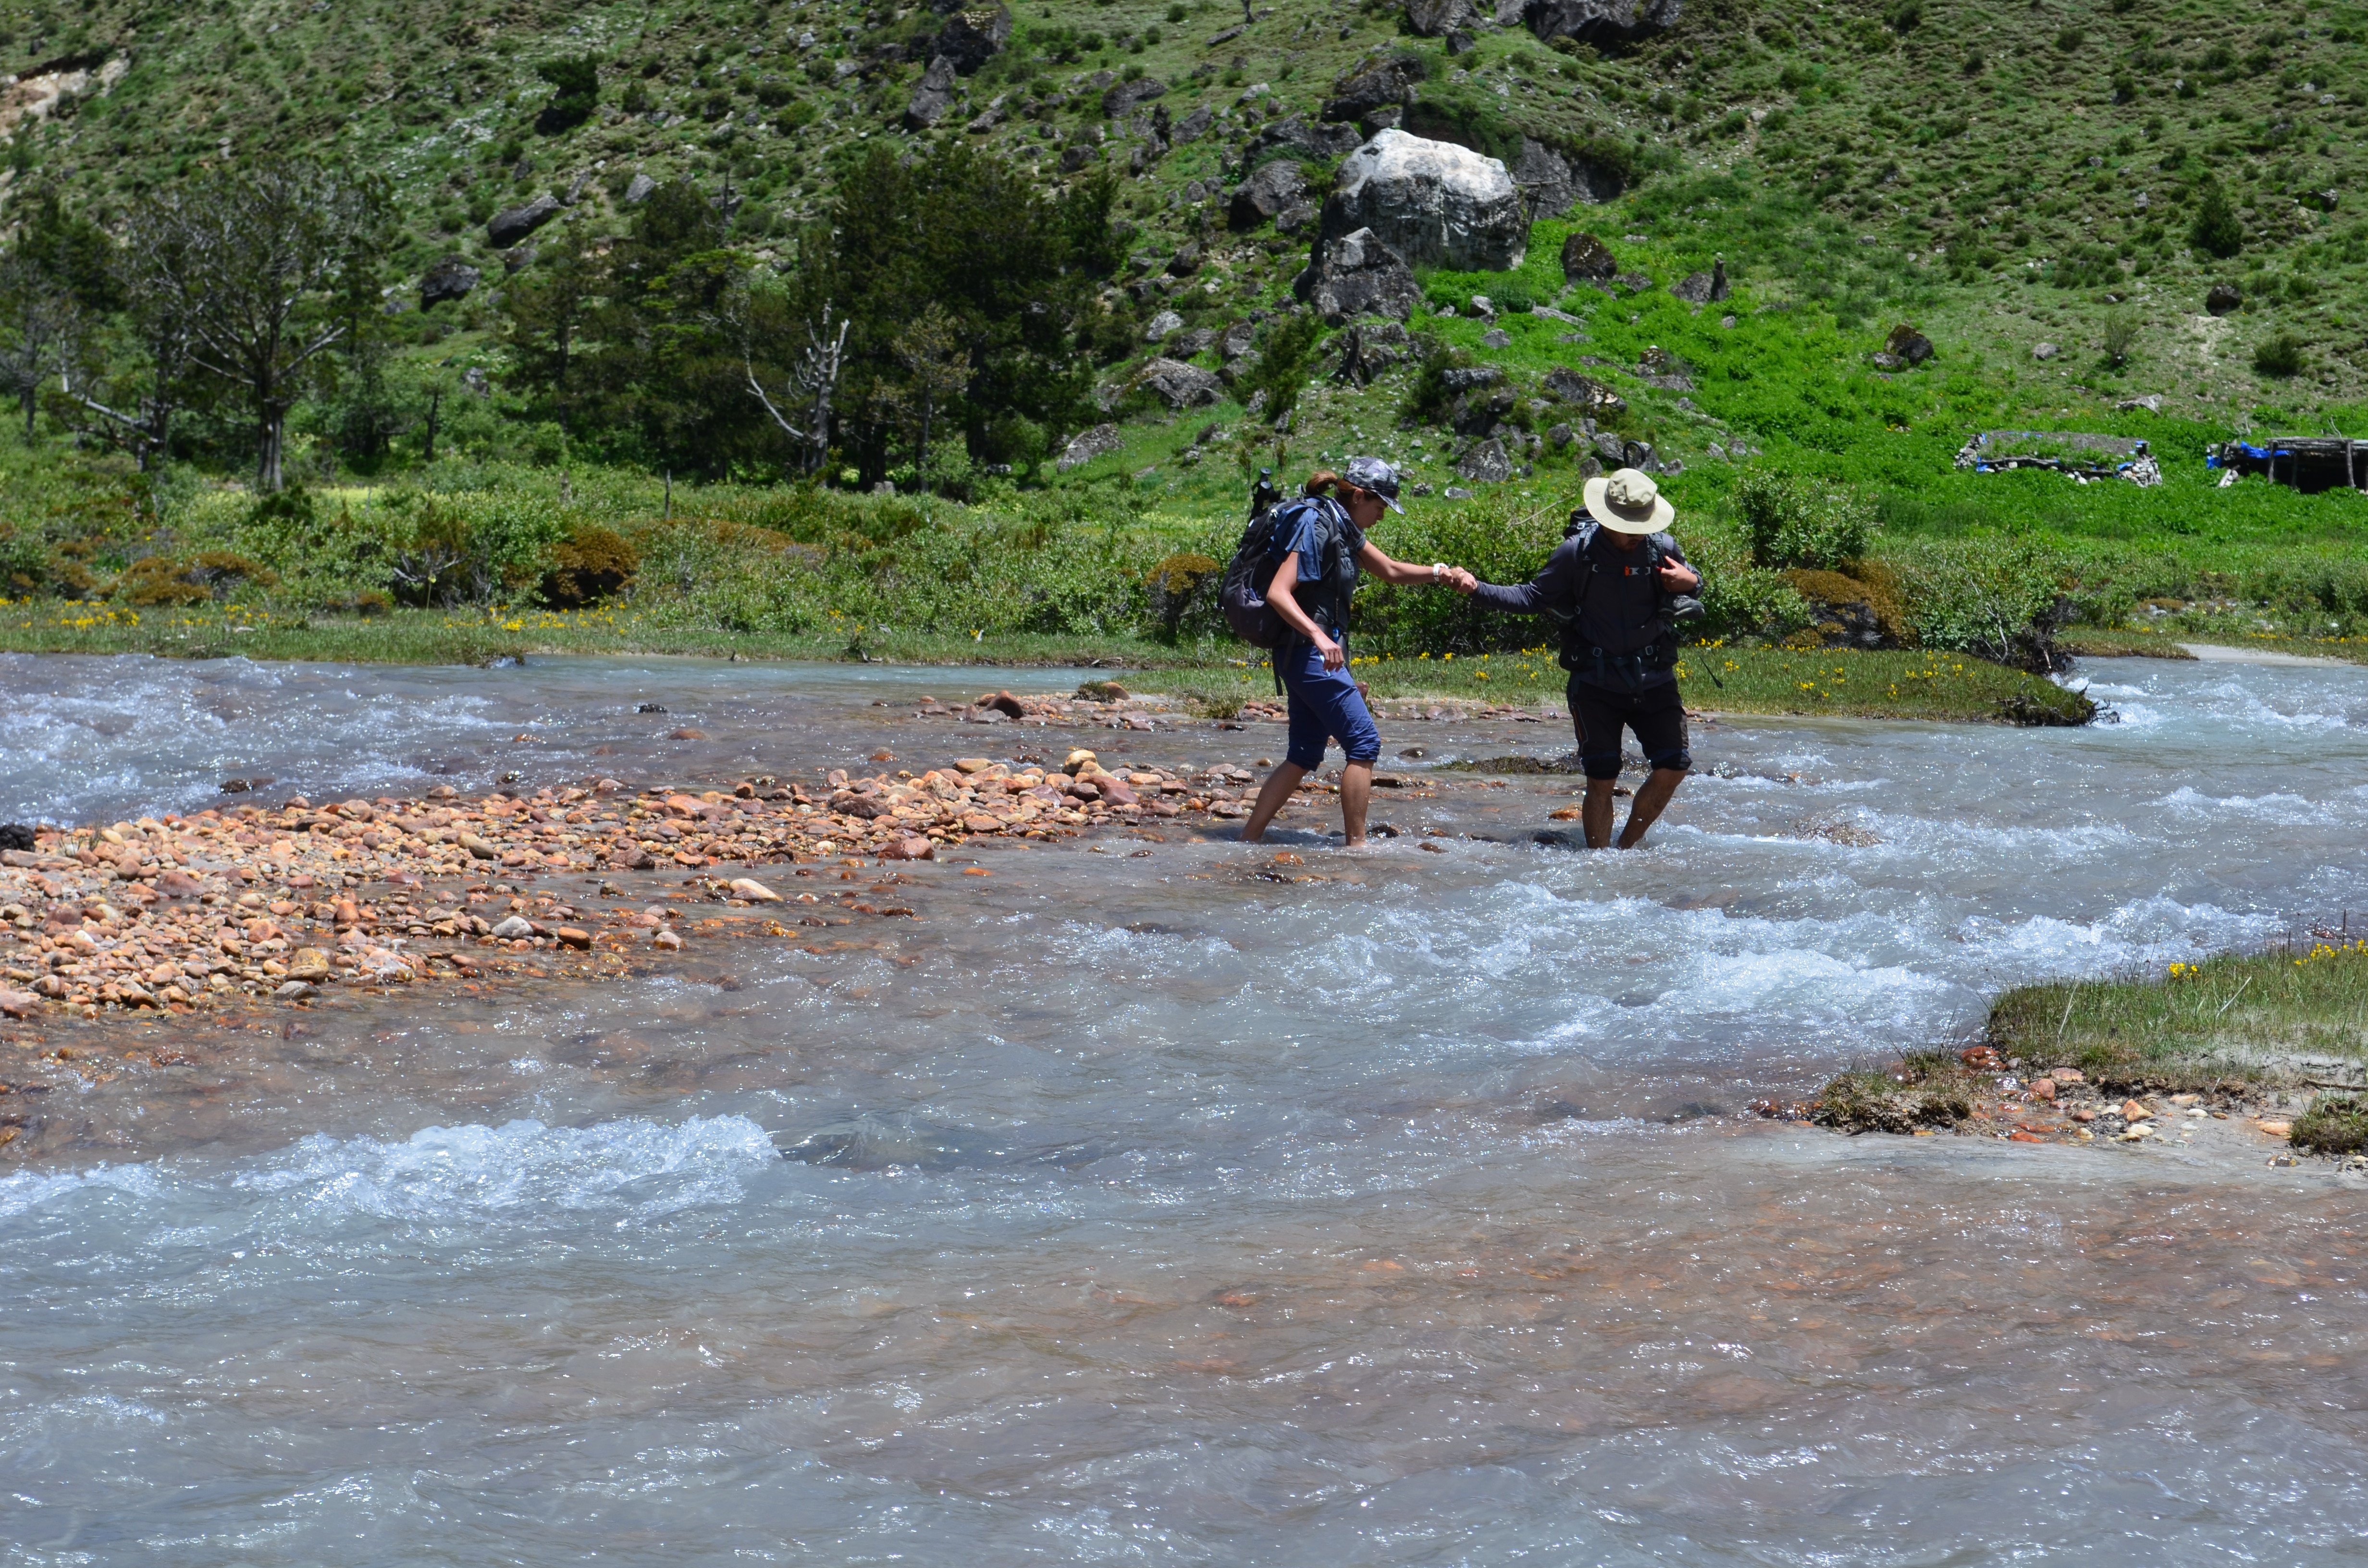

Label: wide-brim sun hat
[1582,466,1676,535]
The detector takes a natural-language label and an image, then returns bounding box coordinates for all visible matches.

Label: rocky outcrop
[905,56,959,128]
[1294,227,1422,325]
[1239,116,1363,169]
[1404,0,1475,36]
[1561,231,1617,283]
[419,256,481,311]
[1669,257,1729,304]
[1173,104,1214,144]
[1457,437,1514,484]
[623,172,658,204]
[1543,366,1627,417]
[1443,368,1517,436]
[1523,0,1681,44]
[1332,320,1410,387]
[1054,424,1124,471]
[1230,159,1311,230]
[1103,75,1166,118]
[1134,357,1224,409]
[1509,139,1623,217]
[1322,58,1422,124]
[487,194,562,249]
[930,3,1012,74]
[1314,129,1528,274]
[1873,322,1933,369]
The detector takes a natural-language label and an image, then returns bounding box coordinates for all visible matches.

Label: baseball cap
[1342,455,1405,513]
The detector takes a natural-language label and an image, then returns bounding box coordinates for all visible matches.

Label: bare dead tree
[744,300,849,476]
[128,162,389,491]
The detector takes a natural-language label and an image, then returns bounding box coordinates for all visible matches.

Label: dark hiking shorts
[1279,638,1381,771]
[1569,677,1690,780]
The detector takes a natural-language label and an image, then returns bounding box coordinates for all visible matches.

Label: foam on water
[4,652,2368,1563]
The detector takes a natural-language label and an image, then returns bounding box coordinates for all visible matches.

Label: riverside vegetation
[1801,930,2368,1160]
[3,0,2368,712]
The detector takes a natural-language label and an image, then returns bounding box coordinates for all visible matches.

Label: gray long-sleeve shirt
[1472,526,1691,688]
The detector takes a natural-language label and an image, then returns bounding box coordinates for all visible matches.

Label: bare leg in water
[1580,767,1686,849]
[1242,760,1375,846]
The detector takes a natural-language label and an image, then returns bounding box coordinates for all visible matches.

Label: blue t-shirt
[1276,498,1365,586]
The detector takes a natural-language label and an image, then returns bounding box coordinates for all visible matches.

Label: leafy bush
[2100,308,2139,366]
[2190,180,2245,258]
[535,55,601,135]
[1892,536,2074,670]
[2253,332,2305,378]
[1732,467,1875,570]
[542,526,640,607]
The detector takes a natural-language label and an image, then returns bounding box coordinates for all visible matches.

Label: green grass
[1987,937,2368,1089]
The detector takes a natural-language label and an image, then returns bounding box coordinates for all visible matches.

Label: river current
[4,650,2367,1564]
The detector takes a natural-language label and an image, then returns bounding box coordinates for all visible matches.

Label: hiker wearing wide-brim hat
[1445,467,1705,849]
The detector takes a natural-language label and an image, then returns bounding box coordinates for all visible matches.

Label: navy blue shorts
[1570,677,1690,780]
[1278,639,1381,771]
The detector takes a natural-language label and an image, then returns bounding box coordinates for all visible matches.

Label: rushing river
[4,650,2368,1565]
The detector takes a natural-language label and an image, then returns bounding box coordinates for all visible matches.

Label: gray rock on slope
[419,256,481,310]
[1457,437,1514,484]
[623,172,658,203]
[1134,357,1224,409]
[1295,227,1422,325]
[487,194,561,248]
[1055,424,1124,471]
[905,56,959,128]
[931,3,1012,74]
[1315,129,1528,273]
[1321,58,1421,124]
[1404,0,1476,36]
[1561,231,1617,282]
[1523,0,1681,44]
[1229,159,1309,230]
[1103,76,1166,118]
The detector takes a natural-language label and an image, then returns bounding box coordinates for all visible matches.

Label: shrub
[2253,331,2305,378]
[2292,1095,2368,1155]
[117,551,279,606]
[2100,308,2139,366]
[1145,551,1220,640]
[542,525,641,607]
[1234,311,1324,427]
[2190,180,2244,258]
[535,55,601,135]
[1732,467,1875,570]
[1892,537,2074,671]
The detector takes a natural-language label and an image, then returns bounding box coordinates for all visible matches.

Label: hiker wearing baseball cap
[1448,466,1704,849]
[1238,456,1466,847]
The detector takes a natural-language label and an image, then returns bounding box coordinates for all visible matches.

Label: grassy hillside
[12,0,2365,411]
[2,0,2366,673]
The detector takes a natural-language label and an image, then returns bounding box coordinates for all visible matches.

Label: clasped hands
[1433,561,1699,595]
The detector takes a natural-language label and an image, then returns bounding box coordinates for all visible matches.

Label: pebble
[653,928,684,951]
[729,878,785,903]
